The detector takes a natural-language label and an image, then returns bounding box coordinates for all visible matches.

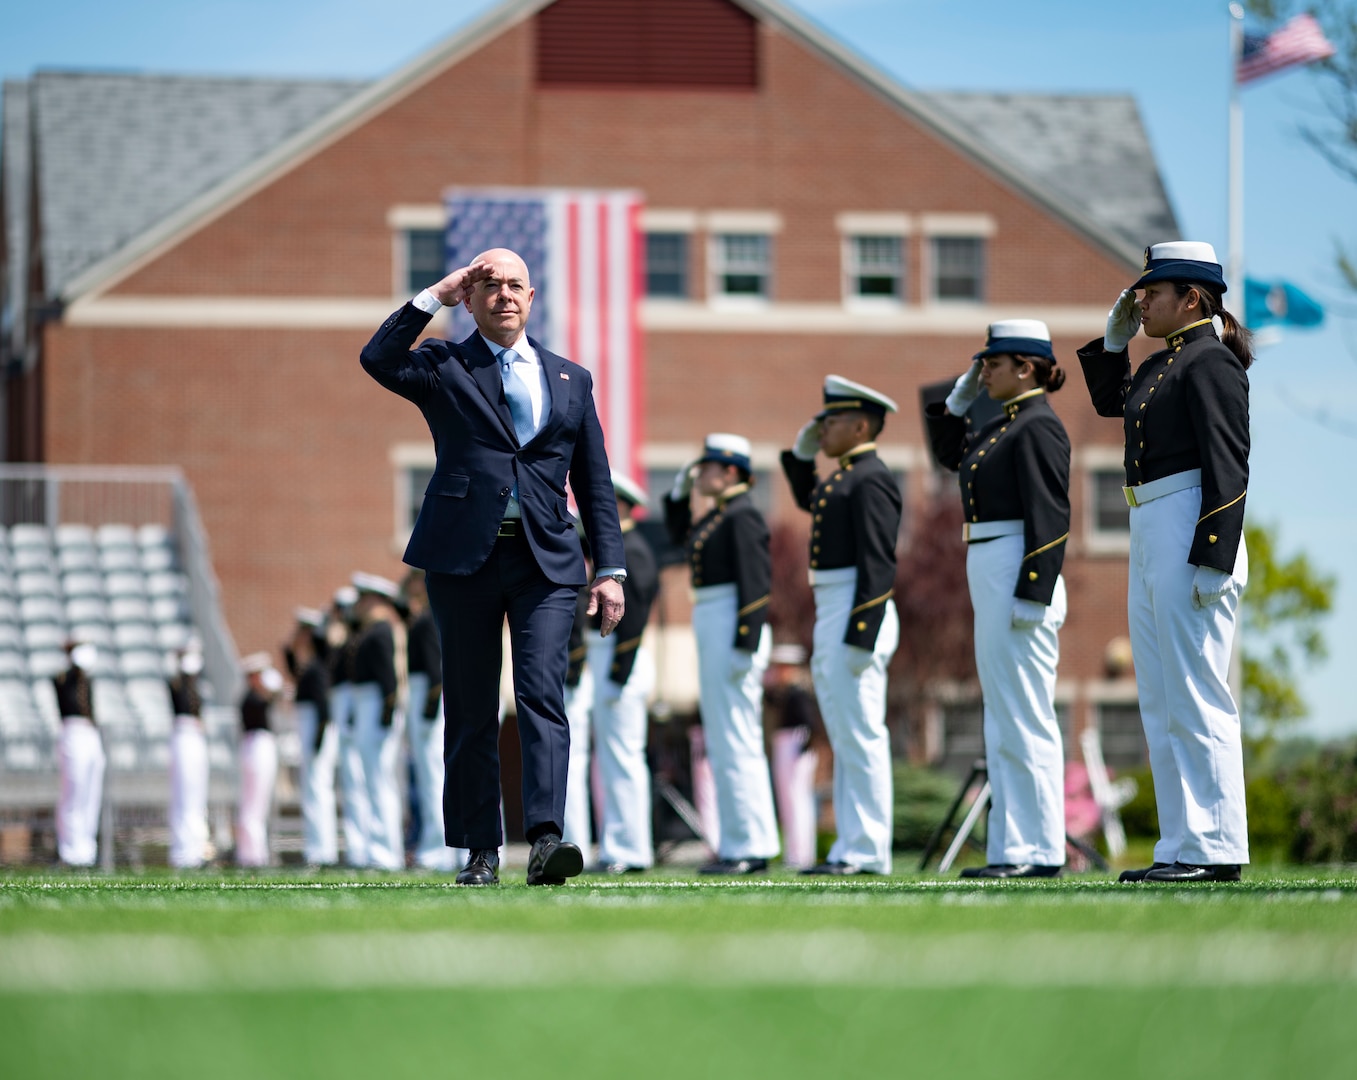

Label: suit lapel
[532,341,571,445]
[459,333,518,444]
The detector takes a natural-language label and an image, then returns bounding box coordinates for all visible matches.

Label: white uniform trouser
[693,584,780,861]
[296,701,339,866]
[353,682,404,871]
[562,667,595,851]
[771,727,819,869]
[967,535,1068,867]
[407,672,453,870]
[1128,486,1249,865]
[168,716,210,868]
[236,729,277,867]
[810,569,898,874]
[57,717,105,867]
[586,631,656,869]
[331,683,371,868]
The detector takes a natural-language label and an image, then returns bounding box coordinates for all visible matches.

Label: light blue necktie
[498,348,535,444]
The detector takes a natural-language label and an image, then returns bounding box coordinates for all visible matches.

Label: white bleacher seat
[139,547,177,573]
[20,595,64,624]
[65,596,108,623]
[0,651,27,678]
[146,572,188,598]
[13,547,54,573]
[104,571,146,598]
[96,524,137,549]
[62,571,104,599]
[22,623,67,652]
[114,622,157,650]
[99,548,141,573]
[121,650,168,679]
[0,625,21,650]
[2,742,43,771]
[156,622,194,650]
[30,678,61,733]
[126,677,173,738]
[9,524,52,549]
[27,650,68,680]
[55,524,96,548]
[69,622,114,648]
[16,571,60,598]
[137,524,173,547]
[110,596,152,623]
[150,596,189,623]
[0,597,17,622]
[57,547,99,573]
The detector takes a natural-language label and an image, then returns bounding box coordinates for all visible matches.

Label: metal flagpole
[1228,3,1246,305]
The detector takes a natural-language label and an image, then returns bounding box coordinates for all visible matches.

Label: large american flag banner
[443,187,645,482]
[1237,13,1335,84]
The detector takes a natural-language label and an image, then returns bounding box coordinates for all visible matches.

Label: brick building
[2,0,1175,766]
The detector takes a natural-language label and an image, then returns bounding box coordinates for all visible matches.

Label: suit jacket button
[499,487,511,496]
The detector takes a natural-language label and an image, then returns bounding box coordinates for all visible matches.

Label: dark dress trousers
[360,301,625,848]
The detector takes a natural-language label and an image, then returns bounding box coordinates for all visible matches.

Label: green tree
[1240,521,1336,730]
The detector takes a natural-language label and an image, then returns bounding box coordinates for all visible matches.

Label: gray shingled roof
[20,71,364,297]
[925,92,1179,251]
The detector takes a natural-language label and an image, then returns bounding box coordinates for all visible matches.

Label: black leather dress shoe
[1143,861,1241,883]
[959,863,1061,879]
[698,857,769,875]
[1118,862,1171,883]
[799,860,871,876]
[526,834,584,886]
[455,848,499,886]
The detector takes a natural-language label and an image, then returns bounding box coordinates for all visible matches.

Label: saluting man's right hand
[1104,288,1143,352]
[429,261,494,307]
[791,420,820,461]
[670,461,696,501]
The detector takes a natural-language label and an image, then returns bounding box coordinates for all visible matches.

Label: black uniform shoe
[1118,862,1171,883]
[959,863,1061,879]
[799,860,872,876]
[1143,862,1241,883]
[526,834,584,886]
[455,849,499,886]
[698,857,769,875]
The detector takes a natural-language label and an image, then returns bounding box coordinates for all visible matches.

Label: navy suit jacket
[360,302,625,586]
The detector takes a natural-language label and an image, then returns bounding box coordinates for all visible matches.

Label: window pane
[1093,470,1130,533]
[645,232,689,298]
[406,230,445,293]
[712,233,770,298]
[408,466,435,530]
[720,234,769,270]
[932,236,984,300]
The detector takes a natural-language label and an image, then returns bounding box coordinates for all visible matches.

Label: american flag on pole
[443,187,645,482]
[1237,13,1335,84]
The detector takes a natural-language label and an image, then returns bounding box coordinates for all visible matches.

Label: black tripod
[918,759,1109,873]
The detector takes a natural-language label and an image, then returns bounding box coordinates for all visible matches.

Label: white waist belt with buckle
[962,519,1023,544]
[1123,469,1201,509]
[808,566,856,588]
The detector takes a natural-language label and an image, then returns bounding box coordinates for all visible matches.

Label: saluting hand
[791,420,820,461]
[588,577,625,637]
[1104,288,1143,352]
[428,261,494,307]
[944,358,984,416]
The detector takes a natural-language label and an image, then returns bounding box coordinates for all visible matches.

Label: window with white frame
[845,235,905,300]
[404,229,445,295]
[645,232,690,298]
[1091,468,1131,535]
[710,233,772,299]
[930,236,986,301]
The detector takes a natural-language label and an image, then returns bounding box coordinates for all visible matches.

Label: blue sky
[3,0,1354,737]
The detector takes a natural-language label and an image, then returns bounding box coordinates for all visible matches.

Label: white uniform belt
[808,566,856,587]
[1124,468,1201,508]
[693,583,738,603]
[962,519,1023,543]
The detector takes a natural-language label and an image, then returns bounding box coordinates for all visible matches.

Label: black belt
[497,519,523,538]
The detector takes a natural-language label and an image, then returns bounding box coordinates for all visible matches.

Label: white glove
[1104,289,1143,352]
[670,461,696,501]
[944,359,984,415]
[792,420,820,461]
[1192,566,1234,609]
[1011,598,1048,629]
[730,648,755,679]
[846,645,875,676]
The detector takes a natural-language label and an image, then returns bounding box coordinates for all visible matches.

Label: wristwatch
[599,572,627,585]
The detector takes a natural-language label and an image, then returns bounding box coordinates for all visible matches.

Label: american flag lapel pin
[559,372,570,380]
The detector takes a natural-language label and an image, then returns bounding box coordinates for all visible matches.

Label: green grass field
[4,867,1357,1079]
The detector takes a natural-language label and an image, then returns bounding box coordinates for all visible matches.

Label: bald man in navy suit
[361,249,626,886]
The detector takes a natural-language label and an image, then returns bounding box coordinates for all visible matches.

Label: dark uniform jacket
[240,689,271,733]
[925,388,1071,604]
[328,625,359,689]
[663,484,771,653]
[1078,319,1249,573]
[591,522,659,687]
[781,445,901,650]
[353,619,398,727]
[293,660,330,751]
[406,610,442,721]
[565,587,592,689]
[54,667,94,722]
[168,673,203,718]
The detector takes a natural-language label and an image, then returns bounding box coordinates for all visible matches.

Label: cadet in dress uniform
[926,320,1072,879]
[664,434,780,874]
[1078,242,1252,884]
[584,473,660,873]
[782,377,902,875]
[403,570,453,871]
[237,653,282,867]
[287,608,338,867]
[55,640,104,867]
[167,641,210,869]
[328,585,373,867]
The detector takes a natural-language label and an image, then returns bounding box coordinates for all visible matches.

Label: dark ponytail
[1174,283,1253,369]
[1019,355,1066,393]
